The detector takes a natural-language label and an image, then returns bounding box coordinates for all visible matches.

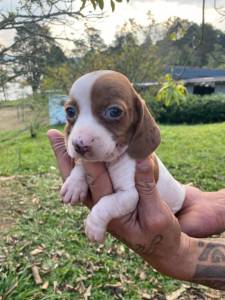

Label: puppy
[61,70,185,242]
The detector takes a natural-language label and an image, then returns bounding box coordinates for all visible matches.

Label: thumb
[47,129,74,181]
[135,157,160,207]
[83,161,113,205]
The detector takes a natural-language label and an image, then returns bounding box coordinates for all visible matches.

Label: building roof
[167,66,225,80]
[184,76,225,85]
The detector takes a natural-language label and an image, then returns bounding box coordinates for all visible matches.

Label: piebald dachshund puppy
[61,70,185,242]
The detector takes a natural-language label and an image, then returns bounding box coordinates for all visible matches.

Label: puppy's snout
[73,140,90,155]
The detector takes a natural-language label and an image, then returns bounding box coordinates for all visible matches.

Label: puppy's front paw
[60,176,88,205]
[85,214,106,243]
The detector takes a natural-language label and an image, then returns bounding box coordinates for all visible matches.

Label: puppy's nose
[73,140,90,155]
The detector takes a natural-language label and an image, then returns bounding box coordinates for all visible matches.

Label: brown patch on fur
[91,72,161,159]
[128,93,161,159]
[91,72,136,147]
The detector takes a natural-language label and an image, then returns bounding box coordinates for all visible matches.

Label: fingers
[83,161,113,205]
[135,156,159,203]
[47,129,74,181]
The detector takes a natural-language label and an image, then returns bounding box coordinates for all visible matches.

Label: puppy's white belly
[156,155,185,213]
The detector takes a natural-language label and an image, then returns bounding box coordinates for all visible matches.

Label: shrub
[144,93,225,124]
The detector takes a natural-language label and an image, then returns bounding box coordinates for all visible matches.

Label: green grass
[0,122,225,299]
[0,98,30,108]
[0,126,62,176]
[0,173,180,299]
[0,123,225,190]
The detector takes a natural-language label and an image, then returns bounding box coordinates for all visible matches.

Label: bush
[144,92,225,124]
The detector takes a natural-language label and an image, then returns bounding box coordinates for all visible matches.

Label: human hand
[48,129,182,256]
[47,129,225,241]
[48,129,225,288]
[177,186,225,238]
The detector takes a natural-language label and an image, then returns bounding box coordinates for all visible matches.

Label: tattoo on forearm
[192,241,225,290]
[133,235,163,255]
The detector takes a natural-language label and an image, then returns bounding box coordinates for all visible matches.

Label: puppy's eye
[66,106,77,119]
[103,106,123,120]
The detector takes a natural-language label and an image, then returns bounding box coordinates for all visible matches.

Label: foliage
[42,63,75,93]
[0,0,127,92]
[43,17,164,92]
[10,23,64,93]
[156,17,225,68]
[146,93,225,124]
[0,67,8,100]
[156,74,187,107]
[0,0,128,31]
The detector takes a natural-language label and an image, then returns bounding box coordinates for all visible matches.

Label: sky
[0,0,225,51]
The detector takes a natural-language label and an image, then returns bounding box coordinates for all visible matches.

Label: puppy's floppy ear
[128,94,161,159]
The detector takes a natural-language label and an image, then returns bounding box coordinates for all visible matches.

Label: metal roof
[183,76,225,85]
[166,66,225,80]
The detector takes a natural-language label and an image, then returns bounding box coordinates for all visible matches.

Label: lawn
[0,123,225,299]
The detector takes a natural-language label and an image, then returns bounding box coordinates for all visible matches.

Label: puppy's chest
[106,154,136,191]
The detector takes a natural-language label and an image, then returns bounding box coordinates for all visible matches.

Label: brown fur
[64,97,78,147]
[91,72,161,159]
[64,71,161,160]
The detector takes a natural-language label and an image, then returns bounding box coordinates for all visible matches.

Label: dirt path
[0,106,30,131]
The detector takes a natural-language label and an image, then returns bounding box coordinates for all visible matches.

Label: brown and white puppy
[61,70,185,242]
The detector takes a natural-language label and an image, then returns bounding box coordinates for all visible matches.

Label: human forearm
[141,234,225,290]
[48,131,225,291]
[191,238,225,290]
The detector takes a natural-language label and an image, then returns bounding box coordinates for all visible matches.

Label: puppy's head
[64,70,160,161]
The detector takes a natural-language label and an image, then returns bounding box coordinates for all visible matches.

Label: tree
[0,0,128,53]
[0,0,128,87]
[156,17,225,68]
[108,17,163,84]
[43,15,164,94]
[43,25,112,92]
[10,23,64,93]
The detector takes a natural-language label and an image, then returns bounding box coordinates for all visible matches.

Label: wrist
[142,232,197,281]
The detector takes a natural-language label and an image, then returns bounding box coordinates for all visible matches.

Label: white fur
[85,154,138,242]
[67,71,121,161]
[62,70,186,242]
[60,160,88,205]
[155,155,185,213]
